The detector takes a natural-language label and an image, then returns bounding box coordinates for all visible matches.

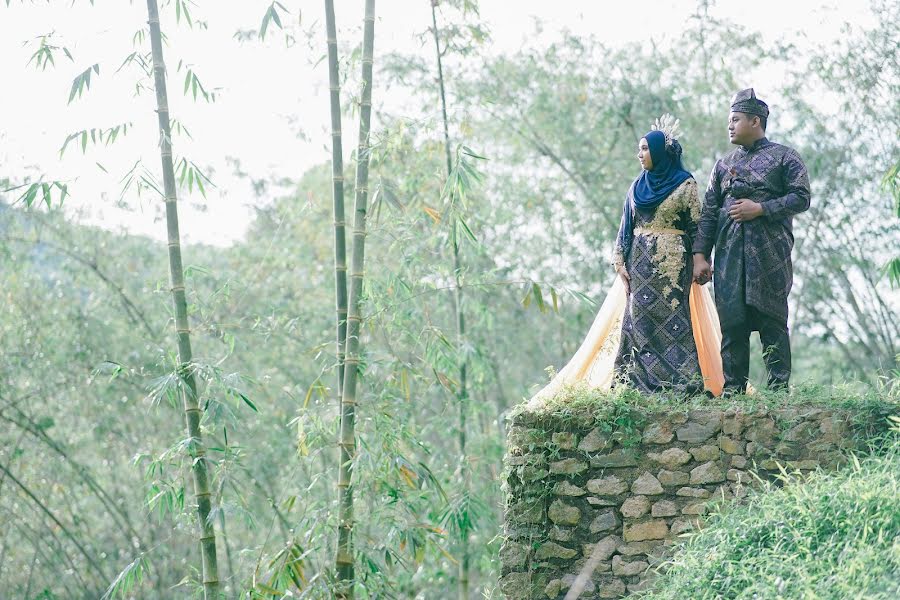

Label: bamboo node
[176,328,191,334]
[170,285,186,292]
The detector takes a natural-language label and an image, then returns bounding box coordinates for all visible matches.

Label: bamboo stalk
[145,1,220,597]
[335,1,376,597]
[324,0,349,400]
[429,3,470,597]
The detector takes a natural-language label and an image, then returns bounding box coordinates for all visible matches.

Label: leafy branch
[259,1,288,41]
[24,32,74,70]
[59,122,133,157]
[68,63,100,104]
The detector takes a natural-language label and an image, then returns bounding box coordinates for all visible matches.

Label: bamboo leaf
[67,64,99,104]
[458,217,477,243]
[238,393,258,412]
[102,555,151,600]
[521,285,532,309]
[195,172,206,198]
[532,282,546,313]
[423,205,442,223]
[22,183,39,207]
[55,182,69,204]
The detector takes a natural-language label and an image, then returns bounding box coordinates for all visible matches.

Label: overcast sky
[0,0,857,246]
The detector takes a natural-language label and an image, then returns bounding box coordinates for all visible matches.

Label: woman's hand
[617,265,631,293]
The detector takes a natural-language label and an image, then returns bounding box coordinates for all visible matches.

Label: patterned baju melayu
[693,137,811,391]
[613,178,704,394]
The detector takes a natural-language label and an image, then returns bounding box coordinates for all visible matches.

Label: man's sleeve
[761,149,811,221]
[692,163,722,256]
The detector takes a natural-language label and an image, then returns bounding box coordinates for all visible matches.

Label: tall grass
[637,422,900,600]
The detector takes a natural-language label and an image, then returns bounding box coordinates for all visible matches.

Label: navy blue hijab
[620,130,692,260]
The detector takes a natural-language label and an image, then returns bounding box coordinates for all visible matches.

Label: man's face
[728,111,758,146]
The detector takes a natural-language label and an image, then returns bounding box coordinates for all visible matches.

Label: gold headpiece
[652,113,682,147]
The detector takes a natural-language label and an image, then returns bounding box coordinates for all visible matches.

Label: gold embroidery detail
[634,179,697,300]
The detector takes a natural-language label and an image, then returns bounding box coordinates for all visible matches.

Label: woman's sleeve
[611,202,629,270]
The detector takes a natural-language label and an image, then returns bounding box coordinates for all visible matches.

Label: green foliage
[176,60,216,102]
[67,63,99,104]
[25,33,74,70]
[637,431,900,600]
[59,122,132,157]
[521,381,898,433]
[102,555,152,600]
[258,1,288,41]
[1,0,898,597]
[5,179,69,207]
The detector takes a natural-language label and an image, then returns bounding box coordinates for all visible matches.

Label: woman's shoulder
[671,176,697,196]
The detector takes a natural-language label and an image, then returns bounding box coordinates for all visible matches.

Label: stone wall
[500,405,889,599]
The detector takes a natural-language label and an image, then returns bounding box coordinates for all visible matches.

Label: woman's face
[637,138,653,171]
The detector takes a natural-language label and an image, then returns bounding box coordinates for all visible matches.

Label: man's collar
[741,136,769,152]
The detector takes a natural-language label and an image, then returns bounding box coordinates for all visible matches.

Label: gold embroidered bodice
[612,178,701,306]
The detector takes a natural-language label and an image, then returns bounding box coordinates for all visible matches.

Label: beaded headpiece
[651,113,682,148]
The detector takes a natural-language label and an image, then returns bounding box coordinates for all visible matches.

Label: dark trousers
[721,306,791,393]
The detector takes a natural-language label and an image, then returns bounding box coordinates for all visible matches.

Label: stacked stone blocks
[500,406,882,599]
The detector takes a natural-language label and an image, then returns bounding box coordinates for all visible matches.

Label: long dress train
[525,279,724,409]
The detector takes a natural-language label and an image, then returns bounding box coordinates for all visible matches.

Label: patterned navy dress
[612,178,703,394]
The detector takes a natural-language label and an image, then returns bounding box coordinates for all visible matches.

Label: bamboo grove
[0,0,898,598]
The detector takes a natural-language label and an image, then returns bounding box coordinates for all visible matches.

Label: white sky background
[0,0,856,246]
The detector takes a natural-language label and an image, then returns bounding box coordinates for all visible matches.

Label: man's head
[728,88,769,147]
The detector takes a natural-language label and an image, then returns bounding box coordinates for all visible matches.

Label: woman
[527,116,722,407]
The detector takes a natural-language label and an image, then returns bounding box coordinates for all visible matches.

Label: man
[692,88,811,393]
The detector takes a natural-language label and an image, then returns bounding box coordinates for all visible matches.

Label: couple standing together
[532,89,811,404]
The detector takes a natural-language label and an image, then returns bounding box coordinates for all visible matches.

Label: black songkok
[730,88,769,119]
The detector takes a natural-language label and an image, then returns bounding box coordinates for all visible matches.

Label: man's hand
[728,199,764,223]
[693,254,712,285]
